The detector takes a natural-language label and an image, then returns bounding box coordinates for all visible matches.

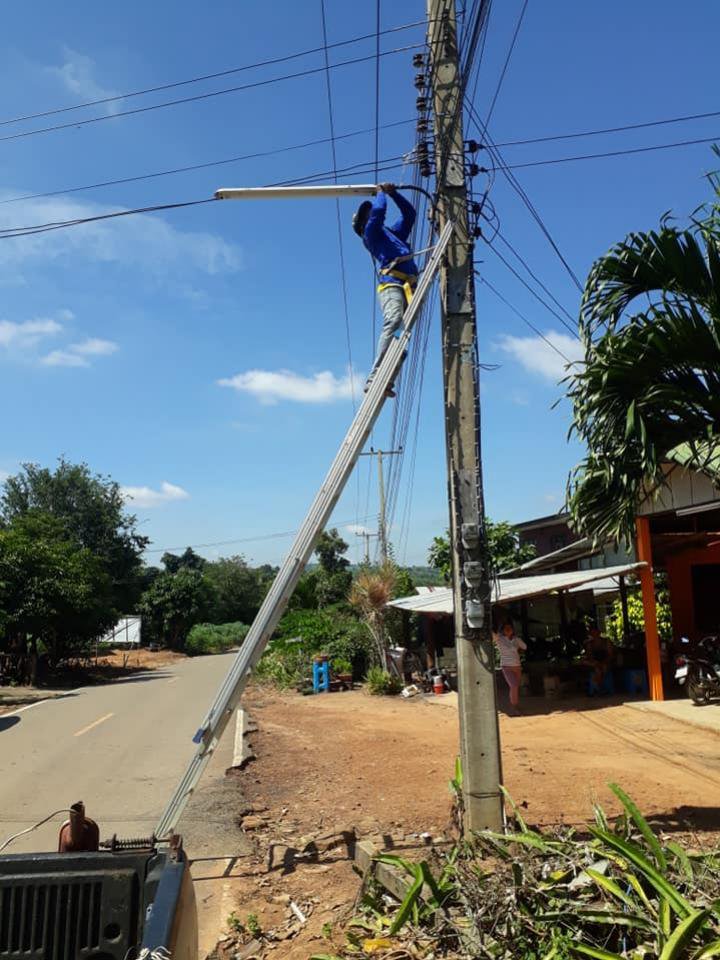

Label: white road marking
[73,713,114,737]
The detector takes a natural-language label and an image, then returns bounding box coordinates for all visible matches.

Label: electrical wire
[0,155,409,240]
[0,21,428,129]
[492,107,720,148]
[0,44,423,147]
[144,512,380,554]
[465,96,584,292]
[484,0,529,127]
[0,118,416,208]
[483,238,579,332]
[494,131,720,170]
[318,0,361,536]
[480,274,578,365]
[493,228,578,330]
[0,810,73,853]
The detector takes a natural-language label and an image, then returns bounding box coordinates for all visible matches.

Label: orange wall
[665,543,720,639]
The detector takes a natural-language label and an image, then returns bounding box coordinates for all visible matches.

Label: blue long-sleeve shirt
[362,191,418,286]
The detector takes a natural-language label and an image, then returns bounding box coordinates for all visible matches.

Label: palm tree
[349,563,396,668]
[566,167,720,543]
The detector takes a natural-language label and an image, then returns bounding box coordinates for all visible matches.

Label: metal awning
[387,562,646,614]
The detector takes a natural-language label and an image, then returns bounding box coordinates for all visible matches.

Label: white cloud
[346,524,372,536]
[495,331,583,382]
[46,47,120,111]
[70,337,118,356]
[120,481,190,508]
[41,349,89,368]
[40,336,119,368]
[0,194,242,279]
[218,368,361,405]
[0,318,62,349]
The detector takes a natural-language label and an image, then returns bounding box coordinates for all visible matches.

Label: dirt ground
[97,646,186,670]
[0,648,186,715]
[210,686,720,959]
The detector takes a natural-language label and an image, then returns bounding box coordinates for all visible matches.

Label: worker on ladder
[353,183,418,397]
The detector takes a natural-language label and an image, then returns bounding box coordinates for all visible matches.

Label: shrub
[365,666,402,696]
[254,645,312,689]
[332,658,353,675]
[185,621,249,656]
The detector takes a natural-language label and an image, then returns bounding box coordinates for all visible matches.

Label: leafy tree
[161,547,207,574]
[0,459,148,611]
[313,528,352,605]
[428,519,536,581]
[204,555,267,624]
[137,569,214,649]
[315,528,350,574]
[0,512,114,681]
[605,584,673,644]
[567,166,720,542]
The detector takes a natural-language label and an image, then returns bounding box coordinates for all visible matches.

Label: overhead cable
[0,21,427,128]
[494,132,720,170]
[480,275,578,365]
[493,107,720,148]
[0,44,422,146]
[0,118,415,207]
[484,0,529,126]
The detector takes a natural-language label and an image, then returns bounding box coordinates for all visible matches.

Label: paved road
[0,653,245,856]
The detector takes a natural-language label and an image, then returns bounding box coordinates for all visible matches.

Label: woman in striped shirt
[494,620,527,716]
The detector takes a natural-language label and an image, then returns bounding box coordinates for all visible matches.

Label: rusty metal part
[58,801,100,853]
[99,833,155,851]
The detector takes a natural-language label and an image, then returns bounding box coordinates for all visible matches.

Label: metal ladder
[155,220,454,839]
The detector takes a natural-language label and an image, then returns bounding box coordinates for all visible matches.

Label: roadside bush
[254,645,312,689]
[185,621,249,657]
[365,665,402,696]
[272,606,374,679]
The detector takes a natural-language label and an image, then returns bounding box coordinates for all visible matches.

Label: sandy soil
[210,686,720,958]
[97,646,187,670]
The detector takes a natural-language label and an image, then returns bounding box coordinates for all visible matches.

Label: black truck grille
[0,880,102,958]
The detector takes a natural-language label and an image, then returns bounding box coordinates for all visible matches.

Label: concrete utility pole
[355,529,378,564]
[427,0,504,831]
[359,447,402,562]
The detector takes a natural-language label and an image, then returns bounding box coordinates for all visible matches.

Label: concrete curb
[231,708,256,768]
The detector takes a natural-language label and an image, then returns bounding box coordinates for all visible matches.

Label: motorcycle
[675,635,720,705]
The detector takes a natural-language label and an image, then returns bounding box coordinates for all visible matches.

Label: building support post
[618,575,631,643]
[428,0,503,831]
[635,516,664,701]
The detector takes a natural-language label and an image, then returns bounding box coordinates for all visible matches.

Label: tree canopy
[1,458,148,610]
[567,167,720,542]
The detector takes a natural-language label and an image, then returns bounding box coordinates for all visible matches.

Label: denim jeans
[367,285,406,384]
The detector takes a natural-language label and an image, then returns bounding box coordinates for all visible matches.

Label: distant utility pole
[355,529,378,564]
[359,447,402,561]
[427,0,504,830]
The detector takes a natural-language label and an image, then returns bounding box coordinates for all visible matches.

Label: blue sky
[0,0,719,568]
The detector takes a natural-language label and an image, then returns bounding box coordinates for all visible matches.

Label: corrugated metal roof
[387,562,646,614]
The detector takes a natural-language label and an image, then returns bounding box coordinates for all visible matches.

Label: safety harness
[377,251,419,305]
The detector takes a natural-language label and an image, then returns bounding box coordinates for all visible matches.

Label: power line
[0,43,422,147]
[0,20,427,129]
[485,0,529,127]
[493,107,720,148]
[144,513,380,554]
[0,118,415,208]
[318,0,357,412]
[480,274,578,365]
[493,131,720,170]
[0,155,409,240]
[465,96,584,292]
[493,229,577,328]
[482,237,580,335]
